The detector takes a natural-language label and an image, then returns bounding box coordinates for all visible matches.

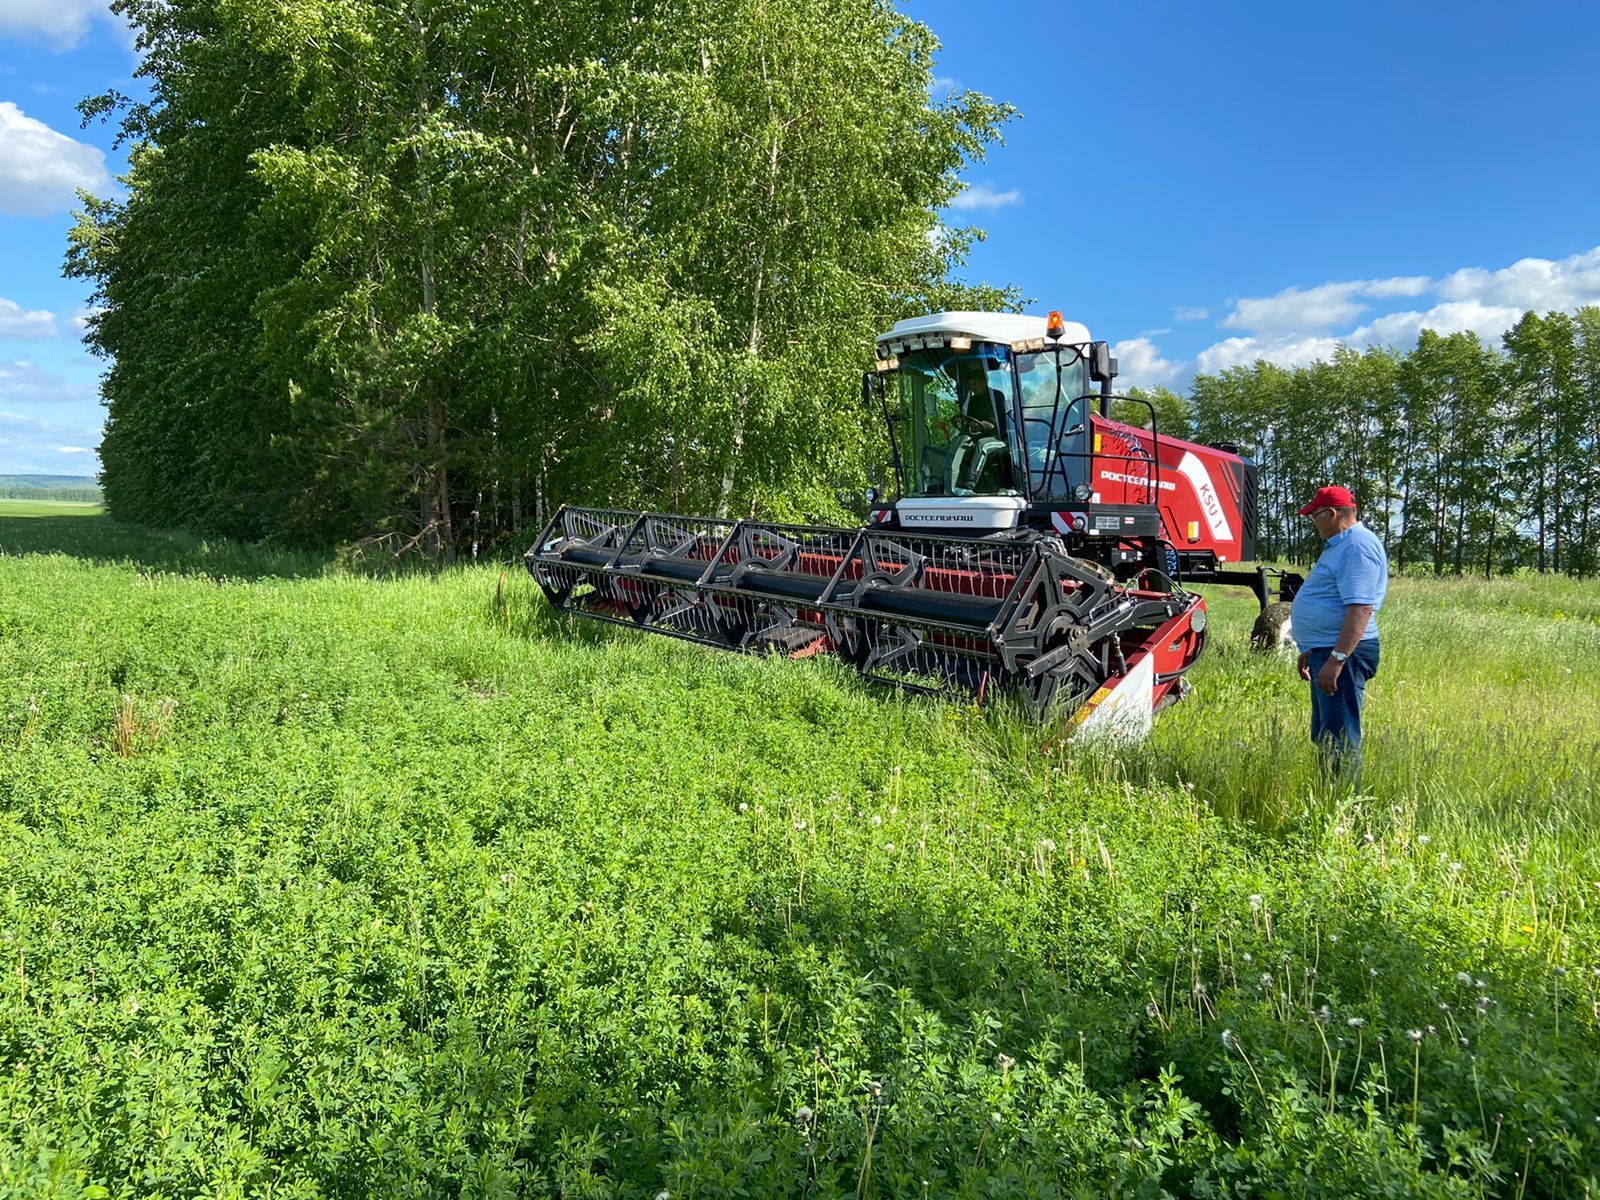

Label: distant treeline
[68,0,1013,560]
[0,487,102,503]
[1122,306,1600,576]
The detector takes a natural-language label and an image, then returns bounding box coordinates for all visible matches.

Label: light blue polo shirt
[1290,523,1388,651]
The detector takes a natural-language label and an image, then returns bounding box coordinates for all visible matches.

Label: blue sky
[2,0,1599,474]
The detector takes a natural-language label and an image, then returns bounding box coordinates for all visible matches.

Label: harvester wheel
[1250,601,1294,653]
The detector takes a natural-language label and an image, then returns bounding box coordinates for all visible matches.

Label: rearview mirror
[1088,342,1116,383]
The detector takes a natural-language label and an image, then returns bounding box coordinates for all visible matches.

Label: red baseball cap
[1296,485,1356,515]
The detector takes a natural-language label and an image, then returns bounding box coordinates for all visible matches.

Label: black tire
[1250,601,1294,652]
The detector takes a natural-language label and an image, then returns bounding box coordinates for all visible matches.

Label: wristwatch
[1330,649,1350,663]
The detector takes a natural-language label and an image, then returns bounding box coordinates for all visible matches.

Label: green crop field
[0,498,104,518]
[2,513,1596,1198]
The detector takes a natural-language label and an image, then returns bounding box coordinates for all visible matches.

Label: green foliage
[2,515,1596,1196]
[1186,310,1600,576]
[69,0,1016,559]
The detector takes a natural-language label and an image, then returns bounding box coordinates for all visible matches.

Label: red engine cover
[1086,416,1249,562]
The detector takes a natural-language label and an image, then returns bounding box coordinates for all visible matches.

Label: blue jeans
[1307,641,1380,781]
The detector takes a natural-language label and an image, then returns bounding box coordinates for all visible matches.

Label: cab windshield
[1015,349,1092,499]
[894,346,1016,497]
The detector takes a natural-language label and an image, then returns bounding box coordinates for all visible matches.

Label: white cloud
[1344,301,1527,349]
[1435,247,1600,311]
[0,0,125,49]
[948,183,1021,212]
[0,357,97,403]
[0,401,100,473]
[0,297,57,338]
[1194,334,1343,376]
[1112,337,1183,390]
[1173,307,1209,322]
[70,304,105,333]
[1363,275,1432,299]
[1221,282,1369,333]
[1220,274,1445,334]
[0,101,112,216]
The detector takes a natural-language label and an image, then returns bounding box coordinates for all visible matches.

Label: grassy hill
[1,512,1596,1197]
[0,475,102,505]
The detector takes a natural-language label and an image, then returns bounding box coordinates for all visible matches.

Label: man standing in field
[1290,485,1388,782]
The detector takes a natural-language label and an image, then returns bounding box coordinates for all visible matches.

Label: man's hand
[1317,656,1344,695]
[1298,651,1312,681]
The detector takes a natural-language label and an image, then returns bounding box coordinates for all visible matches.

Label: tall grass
[1,513,1596,1197]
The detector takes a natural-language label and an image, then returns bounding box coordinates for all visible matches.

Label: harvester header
[528,309,1300,733]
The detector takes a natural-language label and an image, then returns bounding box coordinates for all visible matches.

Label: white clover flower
[883,842,895,854]
[794,819,806,831]
[996,1053,1016,1070]
[738,802,749,813]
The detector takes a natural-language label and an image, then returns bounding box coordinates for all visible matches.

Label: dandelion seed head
[1248,893,1263,910]
[1456,971,1473,985]
[1417,835,1431,846]
[1221,1029,1238,1049]
[1347,1017,1366,1028]
[870,814,882,827]
[796,1105,813,1124]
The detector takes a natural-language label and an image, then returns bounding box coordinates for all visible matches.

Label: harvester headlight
[875,342,889,361]
[1075,483,1094,501]
[949,336,972,350]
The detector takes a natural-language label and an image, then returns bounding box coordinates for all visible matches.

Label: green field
[1,514,1596,1197]
[0,498,105,518]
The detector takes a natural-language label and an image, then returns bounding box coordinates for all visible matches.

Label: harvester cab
[527,309,1301,735]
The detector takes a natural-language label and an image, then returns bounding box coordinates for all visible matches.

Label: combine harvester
[527,311,1300,736]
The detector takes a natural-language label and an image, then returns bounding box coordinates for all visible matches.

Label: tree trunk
[717,122,780,518]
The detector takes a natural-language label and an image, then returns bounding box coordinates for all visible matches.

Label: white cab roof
[876,311,1093,347]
